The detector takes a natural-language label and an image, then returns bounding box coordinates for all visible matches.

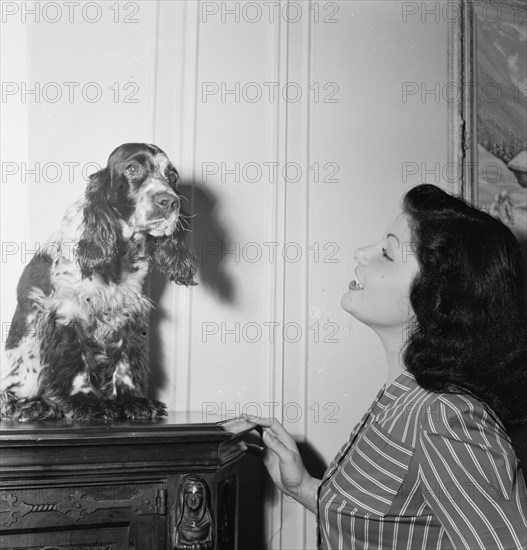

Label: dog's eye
[125,164,142,177]
[167,171,178,184]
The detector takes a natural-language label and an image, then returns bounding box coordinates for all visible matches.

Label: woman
[248,184,527,549]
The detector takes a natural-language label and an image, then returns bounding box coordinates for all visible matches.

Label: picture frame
[448,0,527,244]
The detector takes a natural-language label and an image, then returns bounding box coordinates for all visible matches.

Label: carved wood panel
[0,485,166,527]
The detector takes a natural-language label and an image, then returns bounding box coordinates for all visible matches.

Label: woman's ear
[76,168,120,278]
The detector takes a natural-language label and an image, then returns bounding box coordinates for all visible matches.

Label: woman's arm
[245,416,322,513]
[417,395,527,550]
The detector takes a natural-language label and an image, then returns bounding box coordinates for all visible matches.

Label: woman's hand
[243,415,321,513]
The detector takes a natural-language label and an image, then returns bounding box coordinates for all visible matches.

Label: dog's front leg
[40,319,122,421]
[0,391,64,422]
[111,347,166,420]
[57,357,122,421]
[70,362,122,421]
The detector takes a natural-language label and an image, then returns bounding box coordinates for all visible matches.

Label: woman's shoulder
[418,391,510,445]
[376,372,512,449]
[385,373,491,430]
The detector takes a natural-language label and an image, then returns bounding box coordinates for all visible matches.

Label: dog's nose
[155,192,180,213]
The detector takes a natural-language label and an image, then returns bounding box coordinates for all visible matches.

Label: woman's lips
[348,279,364,291]
[348,267,364,291]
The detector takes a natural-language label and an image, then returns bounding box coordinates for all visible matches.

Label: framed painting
[449,0,527,245]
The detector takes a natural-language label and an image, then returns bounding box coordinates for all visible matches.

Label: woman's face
[341,213,419,331]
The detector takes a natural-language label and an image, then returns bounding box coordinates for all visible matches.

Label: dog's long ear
[148,211,197,286]
[77,168,120,278]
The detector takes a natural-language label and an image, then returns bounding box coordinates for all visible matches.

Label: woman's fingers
[242,414,273,427]
[259,431,291,483]
[262,428,295,462]
[243,415,297,450]
[266,420,297,449]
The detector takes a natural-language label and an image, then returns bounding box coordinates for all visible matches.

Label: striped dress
[317,371,527,549]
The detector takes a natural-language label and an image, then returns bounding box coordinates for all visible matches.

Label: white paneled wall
[1,2,449,548]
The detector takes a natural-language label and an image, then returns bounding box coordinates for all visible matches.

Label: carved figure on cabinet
[171,475,213,550]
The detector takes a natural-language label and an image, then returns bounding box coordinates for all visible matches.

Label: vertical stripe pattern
[317,371,527,549]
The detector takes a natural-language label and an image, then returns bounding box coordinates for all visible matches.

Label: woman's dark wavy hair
[402,184,527,428]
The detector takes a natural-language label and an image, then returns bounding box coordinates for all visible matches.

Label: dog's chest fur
[2,200,153,398]
[37,200,152,330]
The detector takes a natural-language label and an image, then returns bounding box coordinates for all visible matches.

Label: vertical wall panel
[279,6,312,549]
[152,0,201,412]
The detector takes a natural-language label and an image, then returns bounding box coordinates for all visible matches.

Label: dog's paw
[0,397,64,422]
[72,395,123,422]
[121,397,167,420]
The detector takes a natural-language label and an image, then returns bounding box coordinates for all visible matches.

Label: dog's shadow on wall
[148,181,236,396]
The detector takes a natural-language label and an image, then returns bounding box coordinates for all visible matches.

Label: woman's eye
[382,247,393,261]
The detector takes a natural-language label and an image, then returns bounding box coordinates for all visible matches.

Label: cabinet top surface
[0,413,256,443]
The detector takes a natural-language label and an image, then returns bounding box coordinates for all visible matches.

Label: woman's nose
[354,244,375,264]
[354,245,369,265]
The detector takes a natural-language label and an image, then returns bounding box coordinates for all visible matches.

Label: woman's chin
[341,290,361,316]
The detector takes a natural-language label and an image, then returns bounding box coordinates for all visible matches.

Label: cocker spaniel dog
[0,143,197,422]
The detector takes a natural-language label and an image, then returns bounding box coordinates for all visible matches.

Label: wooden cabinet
[0,413,256,550]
